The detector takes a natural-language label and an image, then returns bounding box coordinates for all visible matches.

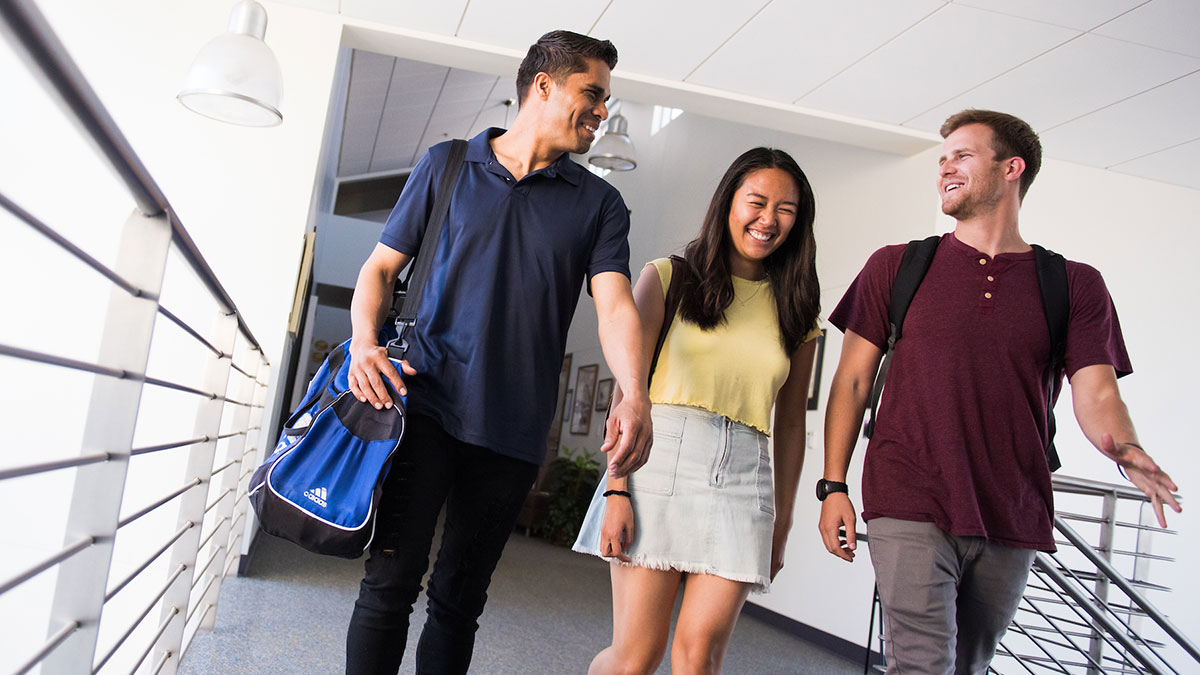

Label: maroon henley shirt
[830,233,1131,550]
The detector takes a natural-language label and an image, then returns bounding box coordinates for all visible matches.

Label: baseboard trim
[741,601,883,670]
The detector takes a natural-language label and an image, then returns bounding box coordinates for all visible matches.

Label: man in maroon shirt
[817,109,1181,674]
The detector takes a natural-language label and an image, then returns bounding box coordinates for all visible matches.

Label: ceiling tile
[1038,71,1200,167]
[905,34,1200,133]
[337,143,374,176]
[470,103,514,137]
[1109,138,1200,190]
[688,0,943,102]
[1093,0,1200,58]
[436,69,501,106]
[346,51,396,97]
[590,0,767,81]
[800,3,1078,124]
[952,0,1144,30]
[341,0,469,35]
[457,0,611,49]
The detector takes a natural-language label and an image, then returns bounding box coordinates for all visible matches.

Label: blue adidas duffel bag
[249,138,467,559]
[248,341,405,558]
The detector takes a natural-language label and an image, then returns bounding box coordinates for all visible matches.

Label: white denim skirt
[572,403,775,592]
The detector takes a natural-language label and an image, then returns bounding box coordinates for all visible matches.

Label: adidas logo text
[304,486,328,508]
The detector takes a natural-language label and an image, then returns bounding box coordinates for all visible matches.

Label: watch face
[816,479,846,501]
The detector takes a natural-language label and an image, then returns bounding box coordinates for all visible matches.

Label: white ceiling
[285,0,1200,189]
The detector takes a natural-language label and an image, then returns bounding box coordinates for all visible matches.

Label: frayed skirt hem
[572,544,769,594]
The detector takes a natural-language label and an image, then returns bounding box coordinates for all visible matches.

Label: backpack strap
[387,139,469,358]
[864,235,940,439]
[1033,244,1069,472]
[649,255,687,383]
[602,256,687,425]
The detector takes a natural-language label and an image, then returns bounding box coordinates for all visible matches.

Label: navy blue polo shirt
[379,128,631,464]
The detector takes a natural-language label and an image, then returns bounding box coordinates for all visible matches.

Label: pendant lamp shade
[178,1,283,127]
[588,113,637,171]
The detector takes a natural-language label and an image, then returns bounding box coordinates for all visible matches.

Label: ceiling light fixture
[502,98,515,127]
[177,0,283,127]
[588,113,637,171]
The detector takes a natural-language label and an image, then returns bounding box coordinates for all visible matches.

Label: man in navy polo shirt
[817,109,1181,674]
[342,31,652,674]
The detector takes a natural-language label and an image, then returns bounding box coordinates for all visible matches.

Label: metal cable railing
[991,476,1191,674]
[865,476,1193,674]
[0,1,274,673]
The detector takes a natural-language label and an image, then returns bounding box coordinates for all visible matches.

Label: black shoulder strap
[864,236,940,438]
[648,256,687,383]
[1033,244,1069,472]
[602,256,687,425]
[387,139,468,358]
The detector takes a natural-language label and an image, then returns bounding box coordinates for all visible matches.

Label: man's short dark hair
[515,31,618,105]
[941,109,1042,201]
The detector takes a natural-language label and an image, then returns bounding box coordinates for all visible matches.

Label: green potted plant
[536,445,601,546]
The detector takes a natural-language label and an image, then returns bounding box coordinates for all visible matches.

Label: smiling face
[937,123,1013,221]
[540,57,611,155]
[726,168,800,279]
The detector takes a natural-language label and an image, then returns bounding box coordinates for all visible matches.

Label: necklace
[734,278,766,305]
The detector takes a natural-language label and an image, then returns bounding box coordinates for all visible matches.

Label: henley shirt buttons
[987,275,994,282]
[979,258,987,265]
[985,292,993,299]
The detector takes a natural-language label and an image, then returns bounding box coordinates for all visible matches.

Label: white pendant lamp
[177,1,283,127]
[588,113,637,171]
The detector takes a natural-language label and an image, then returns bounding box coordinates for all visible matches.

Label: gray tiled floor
[180,530,861,674]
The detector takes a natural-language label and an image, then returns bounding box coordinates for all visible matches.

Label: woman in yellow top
[574,147,821,673]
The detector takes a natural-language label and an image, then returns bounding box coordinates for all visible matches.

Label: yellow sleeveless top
[646,258,820,434]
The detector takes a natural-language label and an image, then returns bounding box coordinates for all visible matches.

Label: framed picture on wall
[807,329,827,411]
[570,364,599,435]
[562,389,573,436]
[594,378,614,411]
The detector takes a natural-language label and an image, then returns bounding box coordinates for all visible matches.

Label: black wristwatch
[816,479,849,501]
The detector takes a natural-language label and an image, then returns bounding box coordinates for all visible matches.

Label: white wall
[563,102,1200,653]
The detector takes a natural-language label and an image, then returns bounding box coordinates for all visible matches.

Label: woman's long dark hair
[676,147,819,354]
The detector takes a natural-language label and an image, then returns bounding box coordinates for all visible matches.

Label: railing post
[150,310,239,675]
[197,363,256,634]
[1086,491,1118,675]
[42,210,172,674]
[231,360,271,569]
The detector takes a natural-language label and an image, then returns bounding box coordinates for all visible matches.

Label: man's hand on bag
[347,338,416,410]
[602,392,652,478]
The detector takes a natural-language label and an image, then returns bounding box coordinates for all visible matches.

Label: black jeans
[346,414,539,674]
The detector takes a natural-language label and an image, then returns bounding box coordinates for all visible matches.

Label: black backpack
[863,235,1069,471]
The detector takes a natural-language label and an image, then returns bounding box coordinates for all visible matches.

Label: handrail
[1033,555,1170,674]
[92,564,187,672]
[0,536,94,596]
[0,192,145,297]
[13,620,80,675]
[105,522,195,602]
[0,0,267,356]
[1052,473,1182,504]
[0,451,111,481]
[869,476,1192,674]
[1055,516,1200,663]
[116,478,204,529]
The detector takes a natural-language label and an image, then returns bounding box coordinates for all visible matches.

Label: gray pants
[867,518,1036,675]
